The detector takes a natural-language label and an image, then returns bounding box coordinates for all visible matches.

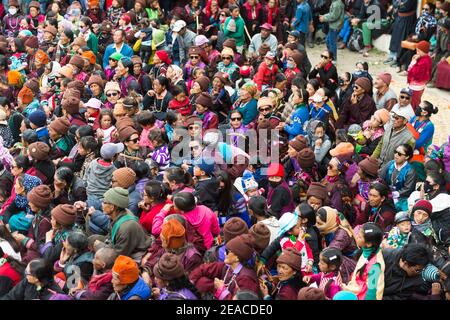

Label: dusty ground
[307,42,450,146]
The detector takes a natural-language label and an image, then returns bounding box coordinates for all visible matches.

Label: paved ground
[307,43,450,146]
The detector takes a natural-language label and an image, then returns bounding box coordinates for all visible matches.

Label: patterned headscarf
[415,11,437,35]
[0,136,14,170]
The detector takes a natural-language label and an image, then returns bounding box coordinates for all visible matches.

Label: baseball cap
[260,23,273,31]
[265,52,275,60]
[392,108,412,121]
[172,20,187,32]
[288,30,301,38]
[400,88,412,96]
[100,142,124,160]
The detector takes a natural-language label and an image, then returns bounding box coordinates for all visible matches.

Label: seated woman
[365,182,396,232]
[379,144,417,212]
[408,200,438,248]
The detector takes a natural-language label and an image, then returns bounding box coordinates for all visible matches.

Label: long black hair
[144,180,170,203]
[216,170,233,216]
[28,259,54,287]
[356,222,383,278]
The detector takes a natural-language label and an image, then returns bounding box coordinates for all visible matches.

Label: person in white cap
[171,19,196,65]
[248,23,278,58]
[390,88,415,125]
[372,107,416,166]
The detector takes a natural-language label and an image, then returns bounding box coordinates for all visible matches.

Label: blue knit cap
[195,157,215,175]
[28,110,47,128]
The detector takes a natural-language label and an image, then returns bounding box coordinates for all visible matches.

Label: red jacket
[253,62,279,91]
[190,262,259,300]
[407,55,432,85]
[168,97,192,116]
[139,202,165,233]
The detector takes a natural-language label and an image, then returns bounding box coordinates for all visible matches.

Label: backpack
[347,28,364,52]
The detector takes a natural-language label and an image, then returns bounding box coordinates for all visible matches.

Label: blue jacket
[292,2,312,34]
[409,116,434,150]
[103,43,134,69]
[284,104,309,139]
[233,99,258,126]
[120,277,151,300]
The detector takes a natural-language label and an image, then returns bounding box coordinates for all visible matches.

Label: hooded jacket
[84,159,116,199]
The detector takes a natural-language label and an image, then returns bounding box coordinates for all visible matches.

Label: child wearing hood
[193,158,220,212]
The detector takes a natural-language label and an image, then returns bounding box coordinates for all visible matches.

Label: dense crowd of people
[0,0,449,301]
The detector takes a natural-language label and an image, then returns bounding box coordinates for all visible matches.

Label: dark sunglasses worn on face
[190,55,199,59]
[400,95,410,100]
[395,150,406,156]
[107,92,118,97]
[222,56,232,60]
[231,117,242,121]
[259,106,272,112]
[321,55,330,59]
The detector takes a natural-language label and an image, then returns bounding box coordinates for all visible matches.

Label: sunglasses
[395,150,406,156]
[231,117,242,121]
[190,55,199,59]
[128,138,139,143]
[222,56,232,60]
[259,106,271,112]
[399,95,410,100]
[106,92,119,97]
[321,55,330,59]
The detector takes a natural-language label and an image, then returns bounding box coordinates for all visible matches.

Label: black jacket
[382,248,431,300]
[194,177,220,212]
[0,278,63,300]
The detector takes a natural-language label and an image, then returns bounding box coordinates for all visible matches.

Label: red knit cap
[155,50,172,65]
[267,163,284,177]
[18,86,34,104]
[412,200,433,216]
[416,41,430,54]
[112,255,139,285]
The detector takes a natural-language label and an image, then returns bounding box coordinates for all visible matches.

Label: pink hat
[378,72,392,86]
[260,23,273,31]
[84,98,102,110]
[195,35,209,47]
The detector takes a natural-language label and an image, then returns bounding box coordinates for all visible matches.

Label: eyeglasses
[399,95,410,100]
[106,92,119,97]
[190,55,199,59]
[395,150,406,156]
[222,56,232,60]
[188,126,200,131]
[128,138,139,143]
[91,8,99,11]
[321,55,330,59]
[259,106,272,112]
[109,58,117,61]
[231,117,242,121]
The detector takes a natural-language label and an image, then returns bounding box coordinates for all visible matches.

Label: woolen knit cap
[104,187,129,209]
[378,72,392,86]
[18,86,34,104]
[25,78,40,95]
[276,247,302,272]
[416,41,430,54]
[329,142,354,163]
[51,204,77,227]
[223,217,248,242]
[296,147,315,169]
[104,81,121,94]
[69,55,85,70]
[58,65,74,79]
[117,126,138,142]
[194,76,210,92]
[213,71,230,86]
[289,135,308,152]
[24,36,39,49]
[28,110,47,128]
[153,253,185,281]
[115,117,136,131]
[8,0,19,7]
[44,25,58,37]
[82,51,96,65]
[161,219,186,250]
[155,50,172,65]
[112,167,136,188]
[28,1,40,8]
[298,287,326,300]
[28,142,50,161]
[225,234,254,262]
[195,92,213,108]
[87,74,105,89]
[249,222,271,251]
[355,77,371,93]
[257,97,274,109]
[131,55,142,66]
[112,255,139,285]
[27,185,53,209]
[221,47,234,58]
[267,163,284,177]
[374,108,390,125]
[412,199,433,216]
[185,115,201,127]
[72,37,87,48]
[34,50,49,65]
[49,117,71,136]
[62,95,81,115]
[306,182,328,201]
[358,156,379,177]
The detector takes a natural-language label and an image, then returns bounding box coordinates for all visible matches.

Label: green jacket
[87,32,98,56]
[223,16,246,47]
[322,0,345,30]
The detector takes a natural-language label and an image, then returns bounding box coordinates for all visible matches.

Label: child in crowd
[96,109,116,144]
[383,211,412,249]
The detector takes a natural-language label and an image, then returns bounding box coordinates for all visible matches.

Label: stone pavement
[307,43,450,146]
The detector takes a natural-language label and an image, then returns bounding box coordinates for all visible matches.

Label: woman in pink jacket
[151,192,220,250]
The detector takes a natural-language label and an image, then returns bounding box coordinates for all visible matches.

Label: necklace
[7,15,20,30]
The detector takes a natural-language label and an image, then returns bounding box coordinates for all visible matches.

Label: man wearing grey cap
[372,107,416,166]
